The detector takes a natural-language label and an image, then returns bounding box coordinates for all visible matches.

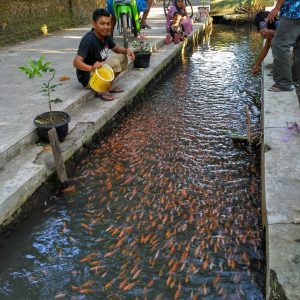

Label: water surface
[0,24,264,299]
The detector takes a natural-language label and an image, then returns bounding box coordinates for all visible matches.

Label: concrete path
[262,54,300,299]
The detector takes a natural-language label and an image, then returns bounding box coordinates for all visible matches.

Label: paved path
[262,53,300,300]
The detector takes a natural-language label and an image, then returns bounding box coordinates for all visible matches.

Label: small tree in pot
[19,56,71,142]
[132,35,151,68]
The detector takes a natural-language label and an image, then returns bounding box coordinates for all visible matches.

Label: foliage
[234,0,265,19]
[132,35,151,54]
[19,55,62,122]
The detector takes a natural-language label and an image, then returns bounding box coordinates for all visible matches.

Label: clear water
[0,25,264,299]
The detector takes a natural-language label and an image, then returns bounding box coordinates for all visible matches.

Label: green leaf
[50,98,63,104]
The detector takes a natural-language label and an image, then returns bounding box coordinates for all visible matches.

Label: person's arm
[266,0,285,23]
[73,55,104,72]
[252,37,272,74]
[111,45,135,61]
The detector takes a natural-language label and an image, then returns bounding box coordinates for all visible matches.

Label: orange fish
[104,250,116,258]
[79,288,96,294]
[123,281,138,291]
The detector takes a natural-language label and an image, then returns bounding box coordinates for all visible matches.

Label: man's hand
[91,61,104,72]
[252,64,259,74]
[127,48,135,61]
[266,8,279,23]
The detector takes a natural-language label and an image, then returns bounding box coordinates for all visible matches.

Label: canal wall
[262,53,300,299]
[0,7,209,232]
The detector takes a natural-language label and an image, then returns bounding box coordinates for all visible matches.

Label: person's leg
[140,0,153,28]
[292,35,300,84]
[106,54,128,76]
[272,18,300,90]
[105,55,127,92]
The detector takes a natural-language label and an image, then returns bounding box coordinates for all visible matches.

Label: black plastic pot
[33,111,71,143]
[133,52,151,68]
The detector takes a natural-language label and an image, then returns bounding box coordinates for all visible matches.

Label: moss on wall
[0,0,106,46]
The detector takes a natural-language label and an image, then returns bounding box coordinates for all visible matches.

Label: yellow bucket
[89,64,115,93]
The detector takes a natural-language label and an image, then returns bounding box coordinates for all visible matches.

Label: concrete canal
[0,25,265,299]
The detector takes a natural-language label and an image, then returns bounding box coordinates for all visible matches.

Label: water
[0,25,265,299]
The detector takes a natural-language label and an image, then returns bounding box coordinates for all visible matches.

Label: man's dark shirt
[76,30,116,87]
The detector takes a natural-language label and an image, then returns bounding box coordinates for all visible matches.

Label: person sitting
[73,8,135,101]
[165,12,186,44]
[252,10,278,74]
[166,0,192,36]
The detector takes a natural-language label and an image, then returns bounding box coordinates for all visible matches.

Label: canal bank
[262,53,300,299]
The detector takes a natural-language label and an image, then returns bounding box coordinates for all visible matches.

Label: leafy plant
[132,35,151,54]
[19,55,62,122]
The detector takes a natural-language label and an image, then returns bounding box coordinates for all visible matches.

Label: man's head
[92,8,111,38]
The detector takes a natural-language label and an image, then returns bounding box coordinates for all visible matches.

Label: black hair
[253,10,277,32]
[92,8,110,21]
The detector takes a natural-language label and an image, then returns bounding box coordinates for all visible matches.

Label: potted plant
[19,55,71,142]
[132,35,151,68]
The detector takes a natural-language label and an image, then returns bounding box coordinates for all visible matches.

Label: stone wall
[0,0,106,46]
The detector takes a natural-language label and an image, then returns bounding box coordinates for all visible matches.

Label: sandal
[95,92,115,101]
[109,86,124,93]
[267,84,294,92]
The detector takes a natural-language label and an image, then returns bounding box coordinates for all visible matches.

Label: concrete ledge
[262,53,300,299]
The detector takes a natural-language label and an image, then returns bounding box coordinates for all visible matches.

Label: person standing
[267,0,300,92]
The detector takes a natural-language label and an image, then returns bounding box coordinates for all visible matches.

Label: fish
[104,250,116,257]
[54,292,67,299]
[123,281,138,291]
[174,282,182,299]
[79,289,96,294]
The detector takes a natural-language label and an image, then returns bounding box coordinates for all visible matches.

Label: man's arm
[252,37,272,74]
[266,0,285,23]
[73,55,104,72]
[111,45,135,61]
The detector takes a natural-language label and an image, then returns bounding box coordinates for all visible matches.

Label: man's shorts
[106,53,128,74]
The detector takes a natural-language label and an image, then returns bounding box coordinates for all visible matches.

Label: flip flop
[267,84,294,92]
[95,92,115,101]
[109,87,124,93]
